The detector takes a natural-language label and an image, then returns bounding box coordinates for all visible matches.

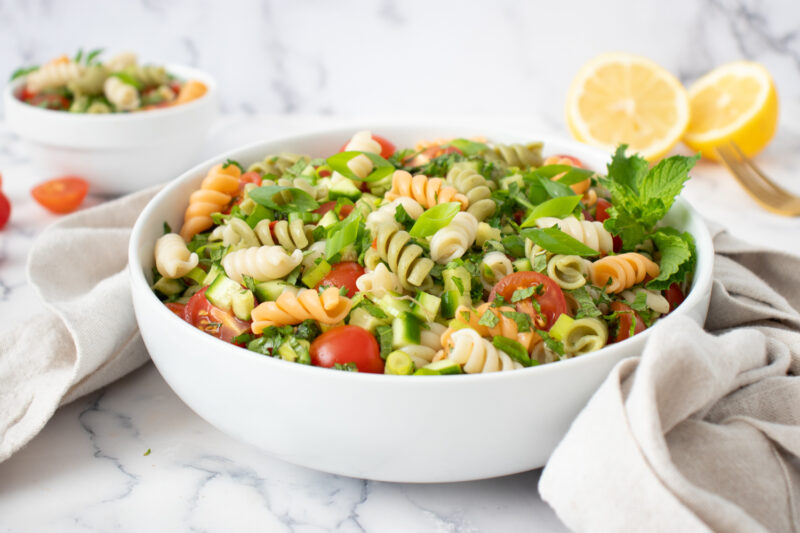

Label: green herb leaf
[534,164,595,186]
[144,448,151,456]
[111,71,143,90]
[492,336,532,367]
[326,210,363,259]
[333,362,359,372]
[570,287,602,319]
[295,319,322,341]
[241,275,257,292]
[394,204,416,231]
[85,48,104,65]
[500,311,533,333]
[327,151,396,182]
[9,65,39,81]
[520,195,583,228]
[409,202,460,238]
[223,159,244,172]
[511,286,538,303]
[478,310,499,328]
[162,221,172,234]
[535,328,565,356]
[532,252,547,273]
[647,229,696,290]
[520,227,599,257]
[232,332,255,345]
[376,325,393,359]
[445,138,489,156]
[249,185,320,213]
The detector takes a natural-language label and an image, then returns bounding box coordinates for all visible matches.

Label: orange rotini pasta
[251,287,352,333]
[441,303,541,353]
[180,164,242,241]
[590,253,660,293]
[385,170,469,210]
[173,79,208,106]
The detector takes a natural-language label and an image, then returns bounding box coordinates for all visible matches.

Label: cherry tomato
[338,204,354,219]
[489,272,567,330]
[240,171,262,186]
[595,198,612,222]
[165,302,186,317]
[0,173,10,230]
[663,283,685,312]
[338,133,395,159]
[25,93,70,110]
[314,201,337,216]
[310,325,383,373]
[611,301,646,342]
[184,288,251,344]
[31,176,89,214]
[550,154,583,167]
[316,261,365,297]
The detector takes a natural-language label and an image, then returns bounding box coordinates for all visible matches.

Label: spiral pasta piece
[542,155,590,195]
[221,245,303,283]
[173,79,207,106]
[536,216,613,255]
[562,318,608,356]
[124,65,168,87]
[374,226,434,290]
[476,222,502,247]
[355,263,402,297]
[589,253,660,293]
[104,76,140,111]
[344,130,381,154]
[180,164,242,241]
[365,197,424,233]
[446,163,496,221]
[254,219,313,252]
[441,303,539,353]
[480,251,513,290]
[26,60,85,92]
[209,217,261,250]
[621,288,670,315]
[430,212,479,264]
[247,153,309,177]
[251,287,352,333]
[105,51,138,72]
[439,328,523,374]
[393,322,447,368]
[547,254,589,290]
[531,339,560,364]
[154,233,199,279]
[385,171,469,210]
[67,65,108,95]
[483,142,543,169]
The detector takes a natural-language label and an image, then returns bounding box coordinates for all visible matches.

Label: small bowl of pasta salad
[129,126,713,482]
[4,49,217,195]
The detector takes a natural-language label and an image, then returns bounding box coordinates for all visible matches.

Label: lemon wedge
[683,61,778,160]
[566,53,690,161]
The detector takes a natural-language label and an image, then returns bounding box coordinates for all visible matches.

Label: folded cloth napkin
[0,186,160,462]
[540,225,800,533]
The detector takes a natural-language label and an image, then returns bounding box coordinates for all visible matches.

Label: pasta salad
[152,131,699,375]
[10,49,207,113]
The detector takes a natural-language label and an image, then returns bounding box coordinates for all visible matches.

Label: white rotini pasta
[621,288,670,314]
[561,317,609,356]
[103,76,140,111]
[67,65,108,95]
[547,254,589,290]
[446,162,496,221]
[105,51,138,72]
[209,217,261,250]
[476,222,502,247]
[480,251,513,290]
[392,322,447,368]
[247,153,309,177]
[483,142,543,169]
[374,226,434,290]
[221,245,303,283]
[154,233,198,279]
[254,219,313,252]
[355,263,402,297]
[536,216,613,254]
[365,197,424,233]
[26,60,85,93]
[429,212,479,264]
[344,130,382,154]
[441,328,523,373]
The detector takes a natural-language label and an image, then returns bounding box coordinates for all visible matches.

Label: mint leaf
[520,227,599,257]
[511,286,537,303]
[520,195,582,228]
[607,145,649,193]
[478,310,499,328]
[500,311,533,333]
[647,229,696,290]
[570,287,602,319]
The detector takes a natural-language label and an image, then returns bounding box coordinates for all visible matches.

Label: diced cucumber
[440,290,461,319]
[548,314,575,342]
[202,263,225,287]
[414,359,463,375]
[246,204,274,228]
[301,259,331,288]
[232,290,255,321]
[447,317,471,331]
[392,313,421,348]
[329,177,362,200]
[277,338,311,364]
[513,258,532,272]
[206,273,244,311]
[348,307,390,334]
[500,174,523,190]
[288,211,319,224]
[442,266,471,307]
[152,277,185,297]
[411,290,441,321]
[377,292,413,319]
[317,210,339,228]
[253,280,298,302]
[385,350,415,375]
[183,266,207,285]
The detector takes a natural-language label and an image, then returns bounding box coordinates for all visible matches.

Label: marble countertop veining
[1,111,800,532]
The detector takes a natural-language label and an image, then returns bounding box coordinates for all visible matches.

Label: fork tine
[729,141,796,196]
[715,145,785,204]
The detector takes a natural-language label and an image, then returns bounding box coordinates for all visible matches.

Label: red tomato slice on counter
[489,271,567,330]
[310,325,384,373]
[31,176,89,214]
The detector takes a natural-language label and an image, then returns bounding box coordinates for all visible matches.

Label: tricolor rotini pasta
[151,131,697,375]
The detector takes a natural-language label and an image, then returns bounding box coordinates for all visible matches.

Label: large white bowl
[4,64,218,196]
[129,125,713,482]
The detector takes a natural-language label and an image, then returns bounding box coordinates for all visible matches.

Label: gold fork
[715,142,800,216]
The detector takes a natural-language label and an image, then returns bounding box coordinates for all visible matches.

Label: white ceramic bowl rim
[129,124,714,385]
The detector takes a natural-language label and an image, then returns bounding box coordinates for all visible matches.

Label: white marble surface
[1,0,800,531]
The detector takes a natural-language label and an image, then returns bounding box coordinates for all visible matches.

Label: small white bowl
[4,64,218,196]
[129,125,714,482]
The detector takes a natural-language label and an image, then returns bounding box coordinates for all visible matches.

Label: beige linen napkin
[540,226,800,532]
[0,186,159,462]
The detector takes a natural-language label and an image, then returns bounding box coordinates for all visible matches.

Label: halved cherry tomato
[316,261,365,297]
[240,171,262,186]
[338,133,395,159]
[25,93,70,110]
[611,301,646,342]
[550,154,583,167]
[0,173,10,230]
[338,204,354,219]
[184,288,251,344]
[314,201,337,216]
[663,283,685,312]
[489,272,567,330]
[31,176,89,214]
[165,302,186,317]
[310,325,383,373]
[595,198,612,222]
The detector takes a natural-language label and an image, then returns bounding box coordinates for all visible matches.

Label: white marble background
[2,1,800,532]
